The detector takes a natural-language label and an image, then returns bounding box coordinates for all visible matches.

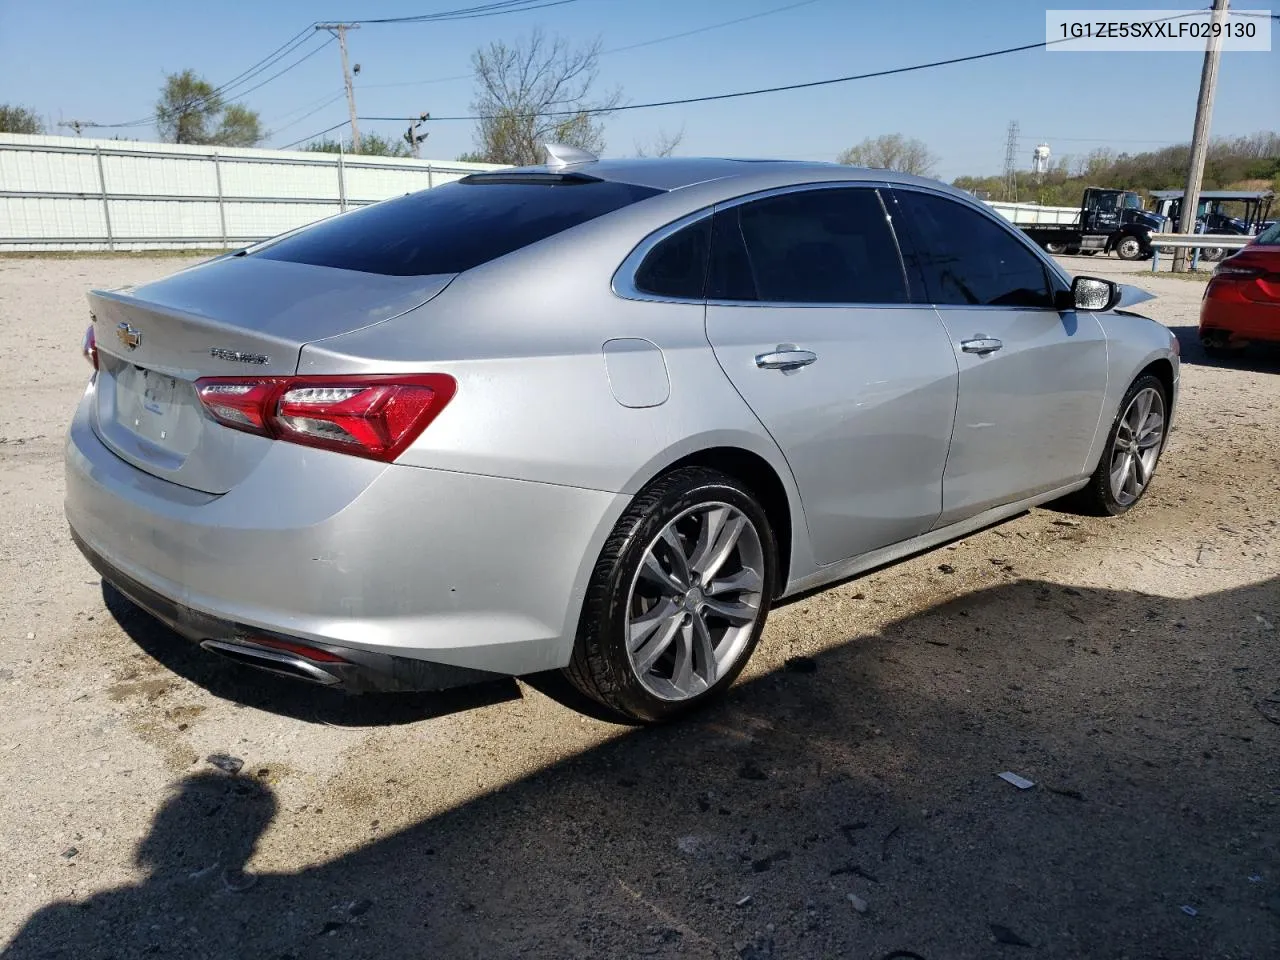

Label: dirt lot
[1,254,1277,959]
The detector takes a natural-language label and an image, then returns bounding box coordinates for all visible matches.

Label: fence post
[213,151,228,248]
[337,146,347,213]
[94,145,115,251]
[427,163,434,189]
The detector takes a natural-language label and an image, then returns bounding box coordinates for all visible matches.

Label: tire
[1071,375,1169,516]
[1200,247,1226,263]
[1045,242,1068,255]
[1114,235,1144,260]
[565,467,777,723]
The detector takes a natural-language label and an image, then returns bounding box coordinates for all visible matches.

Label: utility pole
[1003,120,1020,202]
[1173,0,1230,273]
[316,23,361,153]
[405,113,430,158]
[58,119,94,136]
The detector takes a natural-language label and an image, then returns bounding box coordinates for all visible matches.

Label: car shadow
[1169,324,1280,372]
[100,582,523,727]
[12,575,1277,959]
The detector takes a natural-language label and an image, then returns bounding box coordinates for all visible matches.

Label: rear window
[253,178,662,276]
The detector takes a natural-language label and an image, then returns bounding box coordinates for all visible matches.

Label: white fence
[0,133,505,252]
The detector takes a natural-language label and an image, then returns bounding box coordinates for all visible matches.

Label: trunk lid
[87,256,454,494]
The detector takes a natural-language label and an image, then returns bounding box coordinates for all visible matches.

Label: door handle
[960,337,1003,355]
[755,347,818,371]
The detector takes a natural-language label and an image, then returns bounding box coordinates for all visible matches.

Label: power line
[266,89,347,126]
[355,0,578,25]
[268,92,350,138]
[280,119,351,150]
[359,38,1057,122]
[357,8,1216,123]
[602,0,824,55]
[359,0,827,91]
[92,28,322,129]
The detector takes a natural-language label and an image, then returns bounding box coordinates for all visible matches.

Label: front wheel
[1072,375,1169,516]
[565,467,777,723]
[1045,241,1068,255]
[1114,236,1144,260]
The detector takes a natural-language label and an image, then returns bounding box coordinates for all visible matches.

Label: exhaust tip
[200,638,343,686]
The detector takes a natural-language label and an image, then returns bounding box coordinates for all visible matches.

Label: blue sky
[2,0,1276,179]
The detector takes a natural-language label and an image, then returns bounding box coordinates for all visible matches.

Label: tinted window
[708,188,910,304]
[895,190,1055,308]
[255,178,661,276]
[634,217,710,299]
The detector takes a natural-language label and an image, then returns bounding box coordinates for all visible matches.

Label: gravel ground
[0,253,1277,960]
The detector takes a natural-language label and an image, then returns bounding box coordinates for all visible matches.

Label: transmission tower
[1003,120,1020,202]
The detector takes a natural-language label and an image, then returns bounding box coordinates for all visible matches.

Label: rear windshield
[253,178,662,276]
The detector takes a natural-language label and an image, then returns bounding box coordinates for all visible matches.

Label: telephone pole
[316,23,361,153]
[1173,0,1230,273]
[405,113,430,158]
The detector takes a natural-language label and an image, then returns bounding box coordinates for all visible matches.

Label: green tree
[0,104,44,134]
[156,70,262,146]
[467,29,620,166]
[303,133,411,157]
[837,134,938,177]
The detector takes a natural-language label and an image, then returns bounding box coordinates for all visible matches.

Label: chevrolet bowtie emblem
[115,321,142,350]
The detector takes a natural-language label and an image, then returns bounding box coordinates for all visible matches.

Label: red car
[1199,221,1280,356]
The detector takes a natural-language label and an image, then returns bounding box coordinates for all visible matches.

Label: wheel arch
[625,441,804,597]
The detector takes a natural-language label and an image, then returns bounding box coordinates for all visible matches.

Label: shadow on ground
[1170,324,1280,373]
[9,577,1279,959]
[101,583,523,727]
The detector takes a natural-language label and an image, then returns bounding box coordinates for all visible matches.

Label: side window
[633,217,711,299]
[894,190,1055,308]
[708,188,910,304]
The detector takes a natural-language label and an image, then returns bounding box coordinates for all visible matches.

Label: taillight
[1212,262,1263,280]
[194,374,456,462]
[82,325,98,370]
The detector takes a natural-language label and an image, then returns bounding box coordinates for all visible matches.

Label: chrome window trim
[612,207,715,305]
[611,179,1075,312]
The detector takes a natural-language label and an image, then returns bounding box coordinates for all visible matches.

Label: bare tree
[468,29,621,166]
[836,134,938,177]
[634,127,684,158]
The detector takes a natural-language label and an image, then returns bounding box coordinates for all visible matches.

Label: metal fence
[0,133,505,252]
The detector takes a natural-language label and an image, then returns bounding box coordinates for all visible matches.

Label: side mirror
[1063,275,1120,312]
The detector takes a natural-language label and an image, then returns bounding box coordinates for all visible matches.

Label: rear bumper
[1199,298,1280,344]
[65,388,628,683]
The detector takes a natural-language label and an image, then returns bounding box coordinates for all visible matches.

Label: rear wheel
[1115,235,1144,260]
[1072,375,1168,516]
[565,467,776,723]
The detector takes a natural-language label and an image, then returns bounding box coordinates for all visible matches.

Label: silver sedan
[66,146,1178,721]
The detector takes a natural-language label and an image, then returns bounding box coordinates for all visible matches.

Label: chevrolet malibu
[67,148,1179,722]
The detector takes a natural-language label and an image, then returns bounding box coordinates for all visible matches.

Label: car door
[703,184,959,566]
[889,187,1109,527]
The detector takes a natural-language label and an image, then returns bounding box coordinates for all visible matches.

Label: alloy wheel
[1108,386,1166,506]
[625,502,765,701]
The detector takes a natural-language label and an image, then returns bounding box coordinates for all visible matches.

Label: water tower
[1032,143,1051,183]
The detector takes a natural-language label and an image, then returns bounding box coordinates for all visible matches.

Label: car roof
[486,156,951,194]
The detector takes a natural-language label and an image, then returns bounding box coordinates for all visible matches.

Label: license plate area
[114,364,186,447]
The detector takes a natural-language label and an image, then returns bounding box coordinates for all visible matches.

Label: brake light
[1212,263,1264,280]
[82,325,98,370]
[194,374,456,462]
